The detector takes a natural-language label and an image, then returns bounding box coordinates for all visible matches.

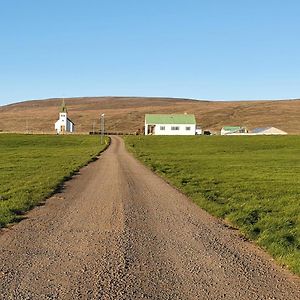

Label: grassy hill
[0,97,299,134]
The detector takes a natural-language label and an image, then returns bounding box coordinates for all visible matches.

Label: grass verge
[125,135,300,275]
[0,134,109,227]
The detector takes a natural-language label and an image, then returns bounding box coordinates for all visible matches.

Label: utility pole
[100,113,105,144]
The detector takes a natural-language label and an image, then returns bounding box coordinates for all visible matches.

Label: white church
[55,100,75,134]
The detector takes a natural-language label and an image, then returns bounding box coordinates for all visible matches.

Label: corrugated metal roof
[252,127,271,133]
[145,114,196,124]
[222,126,242,131]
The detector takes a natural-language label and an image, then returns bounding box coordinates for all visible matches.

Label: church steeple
[60,99,68,113]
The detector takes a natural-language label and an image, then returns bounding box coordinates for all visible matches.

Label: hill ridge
[0,97,299,134]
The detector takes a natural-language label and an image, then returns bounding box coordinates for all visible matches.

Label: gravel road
[0,136,299,299]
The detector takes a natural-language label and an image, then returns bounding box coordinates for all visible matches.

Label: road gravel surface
[0,136,299,299]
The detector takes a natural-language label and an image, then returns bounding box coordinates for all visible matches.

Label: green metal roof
[222,126,241,131]
[145,114,196,124]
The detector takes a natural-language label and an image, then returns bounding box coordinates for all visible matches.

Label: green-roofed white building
[145,114,196,135]
[220,126,247,135]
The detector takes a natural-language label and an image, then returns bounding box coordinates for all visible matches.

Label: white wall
[221,128,247,135]
[221,128,240,135]
[55,119,66,133]
[145,123,196,135]
[196,128,203,135]
[221,128,230,135]
[66,120,70,132]
[66,120,75,132]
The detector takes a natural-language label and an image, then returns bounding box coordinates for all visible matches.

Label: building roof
[251,127,271,133]
[67,117,75,125]
[145,114,196,125]
[251,127,287,134]
[222,126,242,131]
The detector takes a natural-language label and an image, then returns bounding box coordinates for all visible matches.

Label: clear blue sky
[1,0,300,105]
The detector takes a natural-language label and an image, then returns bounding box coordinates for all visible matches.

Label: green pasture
[125,135,300,275]
[0,134,108,227]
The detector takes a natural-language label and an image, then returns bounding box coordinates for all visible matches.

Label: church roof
[67,117,75,125]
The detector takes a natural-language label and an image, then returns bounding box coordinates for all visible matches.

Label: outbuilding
[221,126,248,135]
[145,114,196,135]
[251,127,287,135]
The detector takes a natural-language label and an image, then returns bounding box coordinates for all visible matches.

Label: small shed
[251,127,287,135]
[145,114,196,135]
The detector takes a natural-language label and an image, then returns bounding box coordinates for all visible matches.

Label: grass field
[125,135,300,275]
[0,134,109,228]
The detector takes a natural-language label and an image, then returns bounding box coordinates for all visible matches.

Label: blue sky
[0,0,300,105]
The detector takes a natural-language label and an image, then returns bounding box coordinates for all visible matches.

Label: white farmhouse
[251,127,287,135]
[145,114,196,135]
[55,101,75,134]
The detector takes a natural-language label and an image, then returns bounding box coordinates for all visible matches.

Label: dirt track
[0,136,299,299]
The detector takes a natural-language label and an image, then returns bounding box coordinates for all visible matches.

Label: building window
[160,126,165,130]
[171,126,180,130]
[186,126,191,131]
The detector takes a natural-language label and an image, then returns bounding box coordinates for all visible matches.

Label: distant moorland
[0,97,300,134]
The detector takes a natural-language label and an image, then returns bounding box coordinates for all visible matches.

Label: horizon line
[1,95,300,107]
